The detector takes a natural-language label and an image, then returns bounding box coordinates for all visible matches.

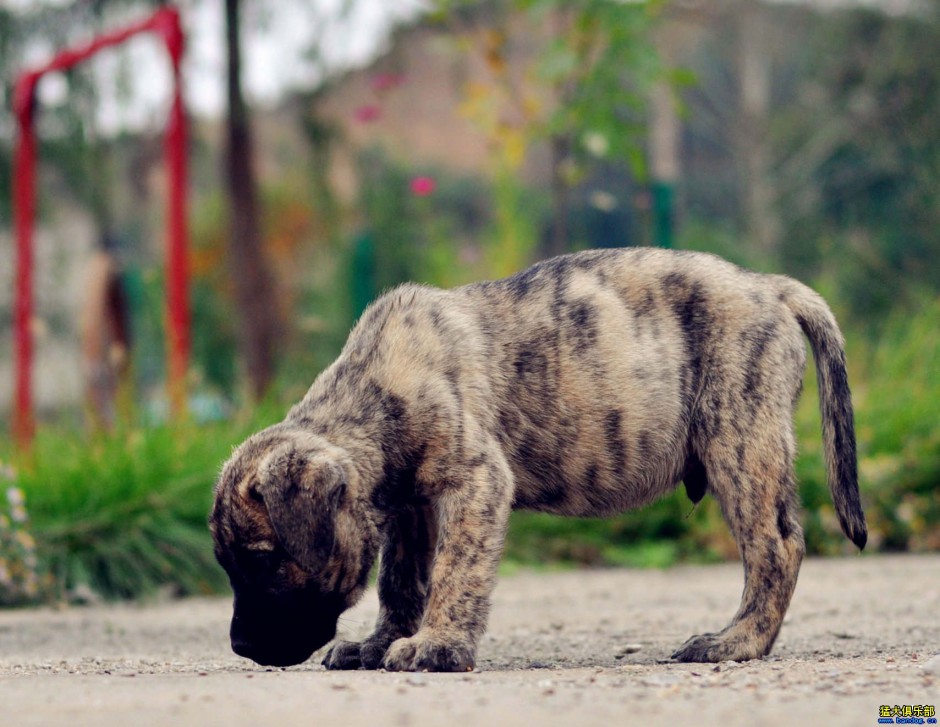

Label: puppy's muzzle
[229,590,343,667]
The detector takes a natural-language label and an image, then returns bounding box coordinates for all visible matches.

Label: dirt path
[1,554,937,726]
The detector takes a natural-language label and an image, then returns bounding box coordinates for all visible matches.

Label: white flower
[582,131,609,158]
[6,487,25,508]
[589,190,618,213]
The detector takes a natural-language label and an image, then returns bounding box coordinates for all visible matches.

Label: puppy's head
[209,425,378,667]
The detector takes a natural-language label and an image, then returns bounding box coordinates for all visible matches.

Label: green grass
[2,405,281,602]
[504,494,731,569]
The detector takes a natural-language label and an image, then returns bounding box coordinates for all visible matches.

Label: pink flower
[354,104,381,123]
[410,176,436,197]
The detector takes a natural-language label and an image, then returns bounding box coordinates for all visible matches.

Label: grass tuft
[4,406,281,602]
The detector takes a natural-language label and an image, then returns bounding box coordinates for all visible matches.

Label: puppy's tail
[778,278,867,550]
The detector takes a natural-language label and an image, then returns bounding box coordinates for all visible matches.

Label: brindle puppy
[209,248,866,671]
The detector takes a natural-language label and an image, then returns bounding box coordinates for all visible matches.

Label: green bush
[2,408,280,602]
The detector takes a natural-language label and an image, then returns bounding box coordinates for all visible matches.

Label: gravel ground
[1,553,938,727]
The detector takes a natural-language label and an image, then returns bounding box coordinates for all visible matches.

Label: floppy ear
[256,442,348,573]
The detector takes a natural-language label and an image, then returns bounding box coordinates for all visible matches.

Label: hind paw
[672,630,765,663]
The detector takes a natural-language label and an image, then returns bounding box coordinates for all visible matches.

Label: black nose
[230,619,317,667]
[231,634,255,660]
[230,636,311,667]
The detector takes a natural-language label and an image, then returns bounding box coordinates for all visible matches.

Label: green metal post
[651,181,674,249]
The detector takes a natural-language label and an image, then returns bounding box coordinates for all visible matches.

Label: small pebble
[922,655,940,675]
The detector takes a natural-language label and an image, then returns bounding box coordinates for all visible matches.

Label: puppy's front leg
[382,449,513,672]
[323,505,437,670]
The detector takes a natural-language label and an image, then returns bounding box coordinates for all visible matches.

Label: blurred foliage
[355,122,543,292]
[356,147,425,291]
[776,5,940,325]
[1,1,939,601]
[0,405,284,603]
[520,0,670,177]
[439,0,666,173]
[681,2,940,324]
[438,0,670,255]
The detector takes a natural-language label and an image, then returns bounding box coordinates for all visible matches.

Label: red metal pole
[9,7,190,442]
[12,73,40,448]
[156,7,191,419]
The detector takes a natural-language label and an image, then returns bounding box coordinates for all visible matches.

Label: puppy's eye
[235,547,275,573]
[248,488,264,504]
[252,551,277,568]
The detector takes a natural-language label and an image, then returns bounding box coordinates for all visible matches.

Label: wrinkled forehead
[218,430,276,486]
[216,424,330,484]
[209,425,335,547]
[214,426,295,493]
[209,433,281,548]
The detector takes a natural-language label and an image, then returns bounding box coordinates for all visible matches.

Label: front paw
[322,640,362,670]
[323,637,395,670]
[381,633,475,672]
[671,632,723,663]
[359,638,391,669]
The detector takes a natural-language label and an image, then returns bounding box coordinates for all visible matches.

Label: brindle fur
[209,248,866,671]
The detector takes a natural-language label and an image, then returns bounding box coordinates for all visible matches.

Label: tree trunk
[224,0,278,399]
[650,81,680,248]
[549,133,571,258]
[736,0,780,261]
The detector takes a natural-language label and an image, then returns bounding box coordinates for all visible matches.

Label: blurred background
[0,0,938,605]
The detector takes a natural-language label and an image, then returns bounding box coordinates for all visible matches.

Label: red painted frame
[12,6,190,446]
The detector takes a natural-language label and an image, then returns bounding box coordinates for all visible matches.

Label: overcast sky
[4,0,425,133]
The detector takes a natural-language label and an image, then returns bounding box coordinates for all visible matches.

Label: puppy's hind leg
[672,415,806,663]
